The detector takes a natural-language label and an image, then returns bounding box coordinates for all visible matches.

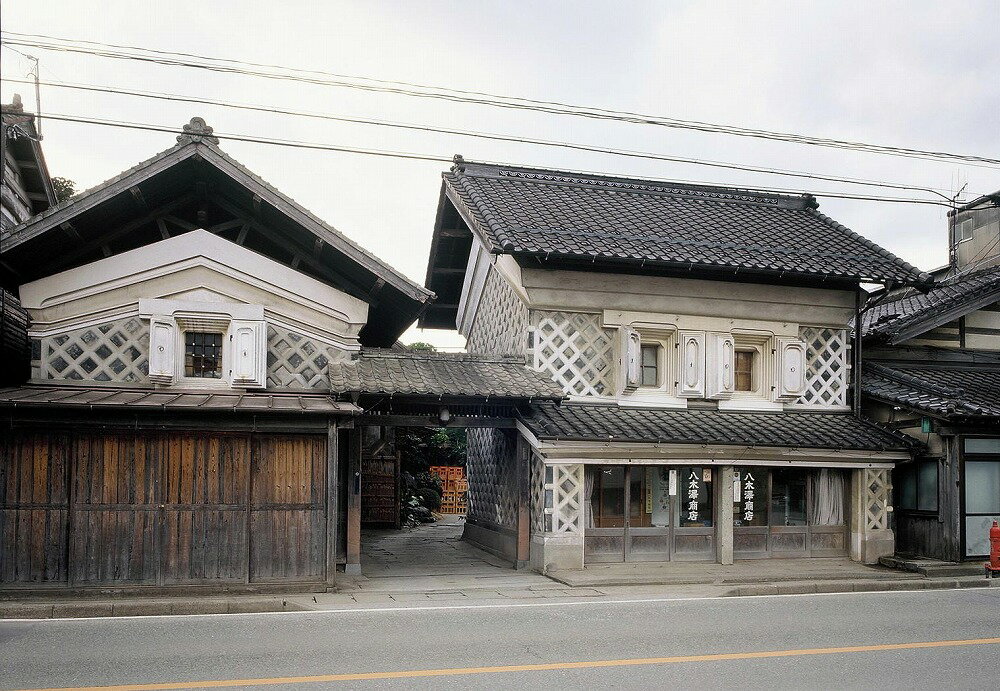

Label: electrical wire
[4,76,973,200]
[39,111,961,207]
[4,32,999,167]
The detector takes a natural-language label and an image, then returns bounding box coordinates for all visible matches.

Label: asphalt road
[2,588,999,690]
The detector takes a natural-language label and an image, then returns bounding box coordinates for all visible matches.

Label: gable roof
[0,118,433,346]
[862,360,1000,419]
[1,100,57,219]
[862,265,1000,344]
[328,348,564,399]
[422,158,931,328]
[519,402,915,452]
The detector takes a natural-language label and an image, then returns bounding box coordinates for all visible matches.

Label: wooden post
[345,427,362,575]
[325,419,339,588]
[515,434,530,569]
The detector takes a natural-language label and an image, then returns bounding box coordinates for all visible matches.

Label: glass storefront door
[584,465,714,563]
[734,467,848,558]
[963,438,1000,558]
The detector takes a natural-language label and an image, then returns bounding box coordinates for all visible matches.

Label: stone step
[879,555,985,577]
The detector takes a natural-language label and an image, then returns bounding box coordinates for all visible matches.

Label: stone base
[852,528,895,564]
[529,534,584,573]
[462,520,518,564]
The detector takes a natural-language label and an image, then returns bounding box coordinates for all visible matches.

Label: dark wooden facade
[1,427,336,588]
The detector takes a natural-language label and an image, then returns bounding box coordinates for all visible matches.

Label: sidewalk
[2,518,997,619]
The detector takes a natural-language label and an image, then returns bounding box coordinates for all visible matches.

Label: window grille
[532,311,615,396]
[184,331,223,378]
[796,327,850,407]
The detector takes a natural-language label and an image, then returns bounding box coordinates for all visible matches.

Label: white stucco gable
[19,229,369,346]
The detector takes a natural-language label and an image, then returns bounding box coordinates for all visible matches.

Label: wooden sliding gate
[1,430,328,587]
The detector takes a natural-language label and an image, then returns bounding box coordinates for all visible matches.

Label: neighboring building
[950,191,1000,272]
[862,252,1000,562]
[422,158,922,572]
[1,96,57,385]
[0,118,441,588]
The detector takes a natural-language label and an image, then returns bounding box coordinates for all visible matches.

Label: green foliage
[396,427,466,474]
[406,341,437,351]
[416,487,441,511]
[51,177,76,202]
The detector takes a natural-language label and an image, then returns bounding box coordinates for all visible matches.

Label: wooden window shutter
[148,317,175,384]
[775,336,807,400]
[677,330,706,397]
[231,320,267,388]
[619,326,642,393]
[706,332,735,399]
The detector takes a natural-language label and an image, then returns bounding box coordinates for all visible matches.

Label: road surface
[2,587,999,689]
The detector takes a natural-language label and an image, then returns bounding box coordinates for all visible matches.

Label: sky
[2,1,998,349]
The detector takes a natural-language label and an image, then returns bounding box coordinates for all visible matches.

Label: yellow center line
[16,637,1000,690]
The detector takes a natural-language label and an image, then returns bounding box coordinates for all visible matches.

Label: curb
[1,598,309,620]
[726,578,1000,598]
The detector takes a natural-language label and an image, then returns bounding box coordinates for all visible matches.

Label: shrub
[416,487,441,511]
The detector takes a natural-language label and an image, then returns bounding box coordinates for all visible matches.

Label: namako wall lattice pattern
[33,317,150,383]
[465,428,519,530]
[796,327,850,408]
[532,311,615,396]
[466,268,529,358]
[266,324,349,389]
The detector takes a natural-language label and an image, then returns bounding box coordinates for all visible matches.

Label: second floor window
[735,350,754,391]
[640,344,659,386]
[185,331,224,379]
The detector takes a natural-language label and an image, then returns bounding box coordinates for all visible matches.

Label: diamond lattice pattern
[532,311,615,396]
[266,324,348,389]
[465,428,519,529]
[466,268,529,357]
[864,468,892,531]
[797,327,850,407]
[34,317,149,383]
[542,463,584,535]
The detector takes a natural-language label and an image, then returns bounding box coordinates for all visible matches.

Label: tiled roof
[0,385,359,415]
[520,402,915,451]
[862,362,1000,418]
[328,349,565,399]
[443,159,931,285]
[862,265,1000,343]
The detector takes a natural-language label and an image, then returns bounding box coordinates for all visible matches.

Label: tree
[51,177,76,203]
[406,341,437,352]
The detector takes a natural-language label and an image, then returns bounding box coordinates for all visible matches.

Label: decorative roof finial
[176,117,220,146]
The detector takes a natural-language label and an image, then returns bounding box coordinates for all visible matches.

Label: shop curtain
[585,468,596,529]
[810,469,844,525]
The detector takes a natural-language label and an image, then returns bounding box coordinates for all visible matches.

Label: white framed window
[957,217,975,242]
[718,331,782,412]
[640,343,660,387]
[734,349,755,392]
[141,299,266,389]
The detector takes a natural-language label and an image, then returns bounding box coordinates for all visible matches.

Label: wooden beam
[47,193,198,273]
[515,433,530,568]
[163,215,199,232]
[345,428,362,575]
[438,227,471,238]
[59,222,81,241]
[101,245,112,258]
[26,192,49,202]
[290,255,301,269]
[252,193,262,215]
[235,224,250,246]
[313,237,324,258]
[325,420,339,587]
[156,218,171,240]
[129,186,148,210]
[356,415,516,429]
[206,218,244,234]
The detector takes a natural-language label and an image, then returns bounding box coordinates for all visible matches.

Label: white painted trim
[139,298,263,322]
[539,457,896,469]
[456,238,491,337]
[19,230,368,325]
[515,420,542,450]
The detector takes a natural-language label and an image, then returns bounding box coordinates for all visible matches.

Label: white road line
[2,585,992,624]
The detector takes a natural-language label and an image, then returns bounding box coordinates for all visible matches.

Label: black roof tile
[862,361,1000,419]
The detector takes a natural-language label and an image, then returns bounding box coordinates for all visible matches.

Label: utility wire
[4,32,999,167]
[5,76,970,200]
[39,111,960,207]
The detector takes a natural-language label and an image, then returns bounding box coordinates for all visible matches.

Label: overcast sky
[2,1,998,349]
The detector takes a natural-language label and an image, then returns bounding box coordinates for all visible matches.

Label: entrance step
[879,555,985,577]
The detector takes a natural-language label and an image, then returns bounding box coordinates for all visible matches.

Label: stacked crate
[430,465,468,515]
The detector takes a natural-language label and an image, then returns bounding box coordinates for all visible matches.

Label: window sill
[718,398,783,412]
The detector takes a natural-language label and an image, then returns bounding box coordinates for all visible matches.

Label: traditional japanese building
[422,158,924,571]
[862,195,1000,562]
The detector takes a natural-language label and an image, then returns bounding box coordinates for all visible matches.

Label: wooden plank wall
[0,431,70,583]
[0,430,329,587]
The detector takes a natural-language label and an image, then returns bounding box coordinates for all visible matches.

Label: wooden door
[0,432,70,584]
[249,435,326,582]
[70,433,160,584]
[160,434,250,584]
[361,455,398,526]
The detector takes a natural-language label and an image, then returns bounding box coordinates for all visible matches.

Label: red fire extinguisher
[987,520,1000,578]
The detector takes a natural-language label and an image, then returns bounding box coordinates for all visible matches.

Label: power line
[4,32,999,168]
[39,111,960,207]
[5,76,972,200]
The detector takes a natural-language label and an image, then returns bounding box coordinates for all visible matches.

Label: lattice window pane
[532,311,615,396]
[796,327,850,407]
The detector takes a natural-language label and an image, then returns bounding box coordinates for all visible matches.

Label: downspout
[854,286,863,418]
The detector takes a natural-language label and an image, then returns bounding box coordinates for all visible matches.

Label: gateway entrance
[583,465,715,563]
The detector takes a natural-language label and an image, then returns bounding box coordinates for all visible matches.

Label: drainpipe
[854,287,863,418]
